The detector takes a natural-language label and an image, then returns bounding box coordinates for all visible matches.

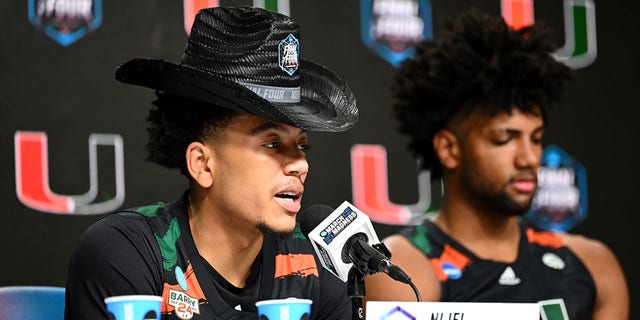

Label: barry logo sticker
[168,289,200,319]
[162,264,205,319]
[28,0,103,46]
[278,34,299,76]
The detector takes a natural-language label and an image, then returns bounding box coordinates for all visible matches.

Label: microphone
[299,201,411,284]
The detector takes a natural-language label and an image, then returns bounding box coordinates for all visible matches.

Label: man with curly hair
[65,7,357,319]
[363,9,628,319]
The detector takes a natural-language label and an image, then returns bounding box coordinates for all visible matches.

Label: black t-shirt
[200,251,264,313]
[65,192,351,319]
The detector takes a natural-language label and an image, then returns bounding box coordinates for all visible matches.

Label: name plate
[366,301,539,320]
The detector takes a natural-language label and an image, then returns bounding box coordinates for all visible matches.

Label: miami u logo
[502,0,597,68]
[183,0,291,34]
[351,144,435,225]
[14,131,125,215]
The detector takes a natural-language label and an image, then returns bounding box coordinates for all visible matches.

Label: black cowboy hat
[115,6,358,132]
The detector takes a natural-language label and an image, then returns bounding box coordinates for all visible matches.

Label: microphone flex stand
[348,267,366,320]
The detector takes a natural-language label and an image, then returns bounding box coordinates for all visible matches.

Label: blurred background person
[364,9,628,320]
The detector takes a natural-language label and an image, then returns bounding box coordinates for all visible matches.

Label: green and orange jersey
[400,220,596,320]
[65,191,350,320]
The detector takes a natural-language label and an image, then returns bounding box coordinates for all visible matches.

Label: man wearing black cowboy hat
[64,6,357,319]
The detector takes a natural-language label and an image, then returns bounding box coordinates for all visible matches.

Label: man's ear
[433,129,460,170]
[186,142,214,188]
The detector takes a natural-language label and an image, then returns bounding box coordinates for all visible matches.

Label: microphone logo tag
[320,207,358,244]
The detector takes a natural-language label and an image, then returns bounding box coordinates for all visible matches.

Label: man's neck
[188,200,263,288]
[435,195,522,263]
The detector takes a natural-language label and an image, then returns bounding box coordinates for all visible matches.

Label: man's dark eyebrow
[532,125,545,134]
[251,120,306,136]
[492,125,544,136]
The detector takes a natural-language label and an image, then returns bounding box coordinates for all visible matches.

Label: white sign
[366,301,539,320]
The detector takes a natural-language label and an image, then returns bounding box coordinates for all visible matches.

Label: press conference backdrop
[1,0,636,317]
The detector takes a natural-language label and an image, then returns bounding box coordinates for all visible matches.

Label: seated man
[364,9,628,320]
[65,6,358,319]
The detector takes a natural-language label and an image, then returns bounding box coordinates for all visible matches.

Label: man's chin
[258,223,295,239]
[508,198,534,216]
[493,193,533,217]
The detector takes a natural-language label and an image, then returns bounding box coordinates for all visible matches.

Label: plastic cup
[255,297,312,320]
[104,295,162,320]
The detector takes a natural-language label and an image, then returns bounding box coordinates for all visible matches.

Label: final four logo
[526,145,588,232]
[28,0,103,46]
[360,0,433,66]
[278,34,300,76]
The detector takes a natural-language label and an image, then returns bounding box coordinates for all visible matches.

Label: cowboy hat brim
[115,58,358,132]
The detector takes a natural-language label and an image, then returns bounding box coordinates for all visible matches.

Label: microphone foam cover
[299,204,334,236]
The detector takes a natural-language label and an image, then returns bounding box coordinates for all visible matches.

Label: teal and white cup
[104,295,162,320]
[255,298,312,320]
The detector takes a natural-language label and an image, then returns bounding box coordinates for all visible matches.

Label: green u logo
[501,0,598,69]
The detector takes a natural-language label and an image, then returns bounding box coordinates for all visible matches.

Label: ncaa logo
[28,0,103,46]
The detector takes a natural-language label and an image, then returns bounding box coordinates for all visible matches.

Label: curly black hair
[145,92,239,176]
[391,8,573,180]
